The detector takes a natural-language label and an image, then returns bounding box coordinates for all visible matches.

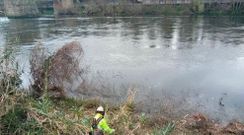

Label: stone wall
[4,0,40,17]
[53,0,81,16]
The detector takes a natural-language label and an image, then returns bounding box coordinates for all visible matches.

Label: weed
[153,122,175,135]
[1,105,43,135]
[32,98,53,115]
[139,113,147,125]
[0,48,22,95]
[1,106,26,134]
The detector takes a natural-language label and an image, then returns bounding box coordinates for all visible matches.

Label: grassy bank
[1,42,244,135]
[1,90,244,134]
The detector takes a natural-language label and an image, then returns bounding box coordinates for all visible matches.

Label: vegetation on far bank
[1,2,243,18]
[77,3,244,17]
[52,1,244,17]
[1,42,244,135]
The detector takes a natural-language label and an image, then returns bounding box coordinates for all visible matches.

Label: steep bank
[4,0,40,18]
[1,91,244,134]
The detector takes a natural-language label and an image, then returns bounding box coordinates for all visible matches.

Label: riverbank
[1,42,244,135]
[1,91,244,134]
[0,2,243,18]
[76,4,244,17]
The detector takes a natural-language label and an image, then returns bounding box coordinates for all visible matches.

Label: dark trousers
[89,130,104,135]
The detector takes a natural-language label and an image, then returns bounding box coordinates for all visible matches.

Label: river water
[0,16,244,122]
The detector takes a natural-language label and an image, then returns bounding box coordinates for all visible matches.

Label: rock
[53,0,81,16]
[4,0,40,18]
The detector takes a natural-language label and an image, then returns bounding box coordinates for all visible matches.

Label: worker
[89,106,115,135]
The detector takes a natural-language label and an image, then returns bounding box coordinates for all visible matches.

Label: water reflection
[4,19,41,47]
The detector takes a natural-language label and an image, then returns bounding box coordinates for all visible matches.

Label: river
[0,16,244,122]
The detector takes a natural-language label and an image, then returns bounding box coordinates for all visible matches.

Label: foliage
[81,4,192,16]
[203,2,244,15]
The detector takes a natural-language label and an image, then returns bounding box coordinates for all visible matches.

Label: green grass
[153,122,175,135]
[1,105,43,135]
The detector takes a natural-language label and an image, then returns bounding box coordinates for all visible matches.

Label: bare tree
[30,41,85,98]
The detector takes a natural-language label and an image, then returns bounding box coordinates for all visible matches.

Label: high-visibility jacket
[91,113,115,134]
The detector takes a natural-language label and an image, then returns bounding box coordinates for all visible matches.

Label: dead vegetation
[174,113,244,135]
[0,49,21,95]
[30,41,84,98]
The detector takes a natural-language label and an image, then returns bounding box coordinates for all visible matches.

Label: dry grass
[1,84,244,134]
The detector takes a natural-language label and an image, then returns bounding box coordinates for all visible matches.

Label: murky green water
[1,16,244,122]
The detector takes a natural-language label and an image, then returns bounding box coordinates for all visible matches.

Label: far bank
[0,0,243,18]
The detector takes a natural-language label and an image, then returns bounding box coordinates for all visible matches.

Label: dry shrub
[0,49,21,95]
[0,48,23,117]
[181,113,217,134]
[176,113,244,135]
[223,121,244,134]
[189,113,209,129]
[109,88,143,134]
[30,41,84,98]
[30,43,48,96]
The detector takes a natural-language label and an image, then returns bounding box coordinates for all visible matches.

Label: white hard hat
[96,106,104,112]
